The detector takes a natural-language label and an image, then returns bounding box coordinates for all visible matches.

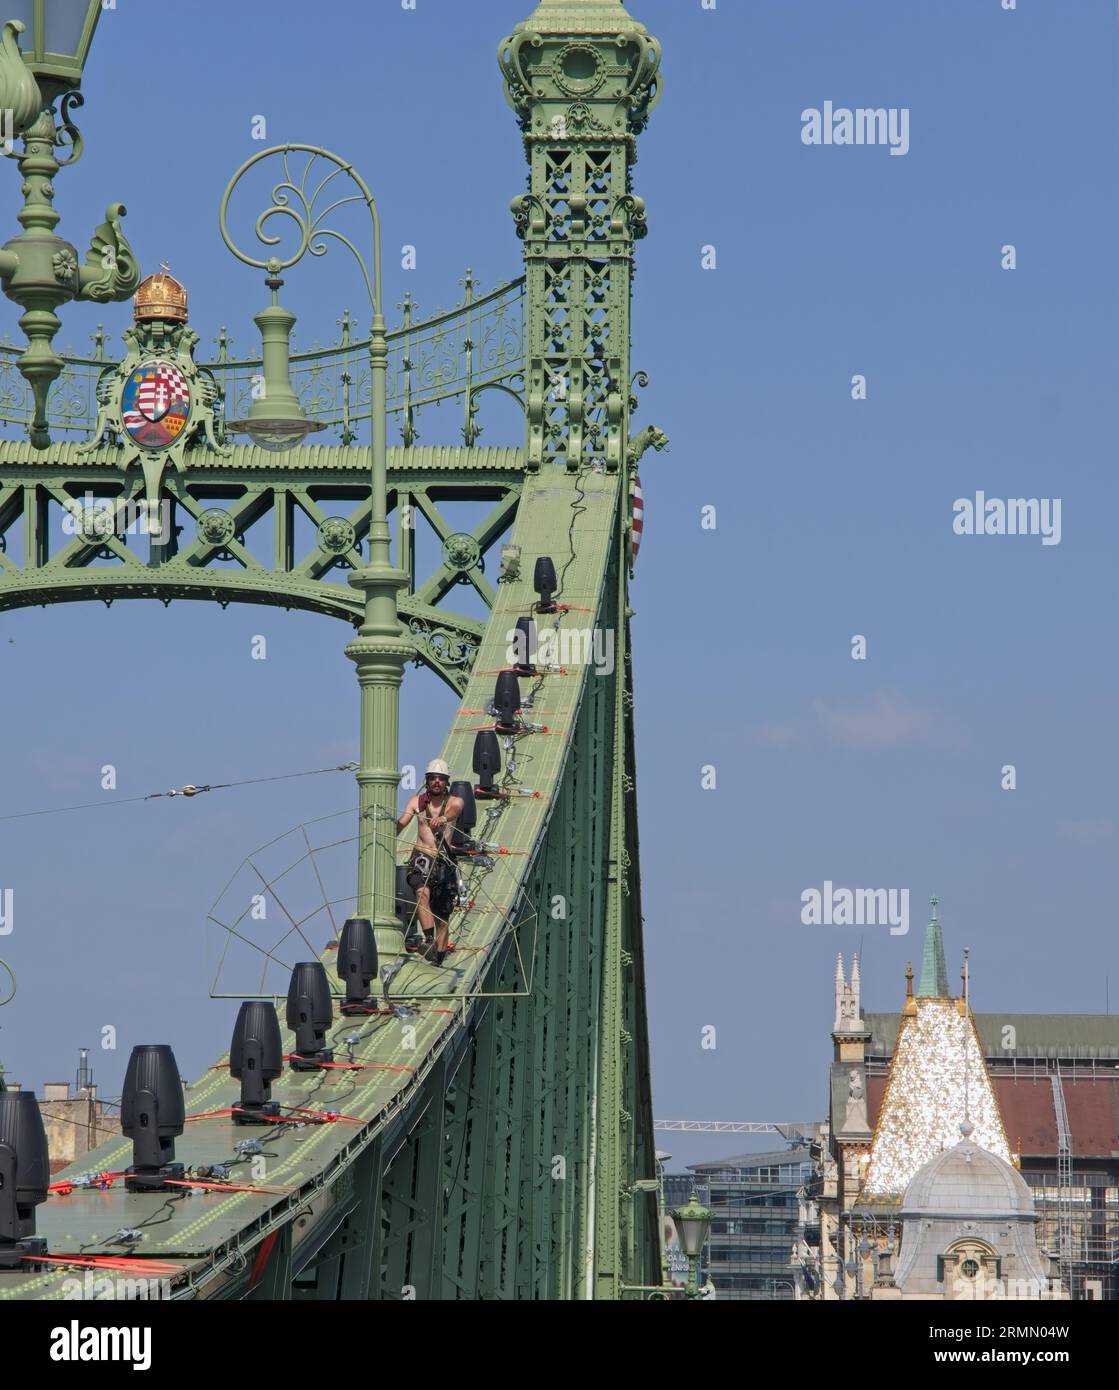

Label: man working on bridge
[396,759,463,966]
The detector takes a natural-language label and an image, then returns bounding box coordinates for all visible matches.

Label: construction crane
[655,1121,818,1140]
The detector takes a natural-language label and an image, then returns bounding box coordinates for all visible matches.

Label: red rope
[26,1253,183,1275]
[163,1178,288,1196]
[49,1171,123,1195]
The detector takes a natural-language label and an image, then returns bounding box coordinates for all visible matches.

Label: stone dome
[901,1136,1036,1221]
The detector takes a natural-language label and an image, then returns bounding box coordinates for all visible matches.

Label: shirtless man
[395,759,463,965]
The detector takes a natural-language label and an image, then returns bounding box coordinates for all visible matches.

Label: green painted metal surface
[0,278,526,444]
[3,463,646,1300]
[0,0,662,1299]
[0,11,137,447]
[0,441,519,694]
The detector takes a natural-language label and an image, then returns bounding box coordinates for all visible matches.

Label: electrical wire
[78,1189,191,1253]
[0,762,359,823]
[551,461,592,605]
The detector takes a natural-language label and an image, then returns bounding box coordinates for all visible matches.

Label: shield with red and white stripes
[121,359,192,450]
[630,474,644,565]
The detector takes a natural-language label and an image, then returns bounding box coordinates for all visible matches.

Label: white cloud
[753,688,965,752]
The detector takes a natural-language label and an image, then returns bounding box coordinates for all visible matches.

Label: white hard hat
[425,758,450,777]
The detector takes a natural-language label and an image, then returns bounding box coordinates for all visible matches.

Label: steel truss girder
[0,452,522,693]
[379,1054,450,1299]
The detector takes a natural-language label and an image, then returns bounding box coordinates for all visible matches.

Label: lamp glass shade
[12,0,102,87]
[670,1190,712,1259]
[224,416,325,453]
[246,420,315,453]
[44,0,99,62]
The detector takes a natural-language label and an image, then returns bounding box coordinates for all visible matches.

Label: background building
[824,911,1119,1301]
[684,1148,817,1299]
[0,1049,120,1174]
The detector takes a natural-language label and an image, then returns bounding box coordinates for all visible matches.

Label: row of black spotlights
[0,559,561,1270]
[482,553,558,787]
[0,916,409,1271]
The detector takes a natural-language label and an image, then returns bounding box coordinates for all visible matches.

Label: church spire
[917,894,949,997]
[833,953,865,1034]
[834,954,846,1031]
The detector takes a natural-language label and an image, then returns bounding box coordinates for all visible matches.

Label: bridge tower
[500,0,663,1299]
[501,0,660,476]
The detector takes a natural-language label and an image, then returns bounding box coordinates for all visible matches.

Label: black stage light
[121,1044,186,1192]
[285,962,335,1070]
[0,1090,50,1269]
[533,555,557,612]
[229,1002,283,1125]
[337,917,378,1015]
[449,780,477,835]
[493,671,521,732]
[512,616,537,674]
[473,729,502,798]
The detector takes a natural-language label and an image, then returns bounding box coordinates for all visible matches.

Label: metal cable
[0,762,359,823]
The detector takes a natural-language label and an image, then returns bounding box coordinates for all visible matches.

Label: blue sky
[1,0,1116,1172]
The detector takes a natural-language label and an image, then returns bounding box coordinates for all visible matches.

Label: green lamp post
[0,5,140,447]
[224,260,325,453]
[670,1190,713,1299]
[221,146,412,958]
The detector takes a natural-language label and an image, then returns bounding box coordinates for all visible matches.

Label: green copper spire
[917,894,950,997]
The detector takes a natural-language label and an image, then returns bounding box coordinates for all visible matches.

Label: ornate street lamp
[670,1190,712,1299]
[0,9,139,447]
[220,146,412,958]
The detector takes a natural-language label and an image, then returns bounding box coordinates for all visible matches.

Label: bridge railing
[0,274,526,446]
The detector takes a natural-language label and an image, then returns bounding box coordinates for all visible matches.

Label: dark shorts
[407,852,457,920]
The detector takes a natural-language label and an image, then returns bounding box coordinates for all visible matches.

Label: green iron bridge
[0,0,666,1300]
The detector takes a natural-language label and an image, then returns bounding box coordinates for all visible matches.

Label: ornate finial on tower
[833,952,866,1035]
[903,961,916,1015]
[134,264,187,323]
[917,893,950,998]
[834,954,846,1031]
